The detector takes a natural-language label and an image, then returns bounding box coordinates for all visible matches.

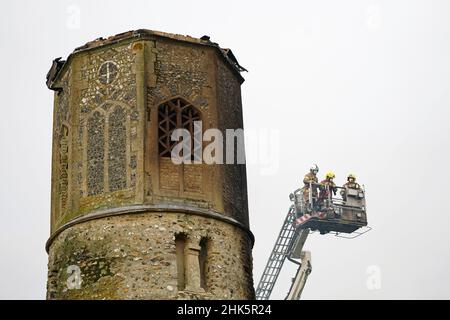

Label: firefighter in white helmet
[302,164,319,210]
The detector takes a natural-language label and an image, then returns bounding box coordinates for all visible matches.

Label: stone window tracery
[59,125,69,213]
[157,97,201,159]
[85,103,130,196]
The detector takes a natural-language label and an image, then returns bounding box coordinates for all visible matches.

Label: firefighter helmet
[310,164,319,174]
[326,171,335,179]
[347,173,356,180]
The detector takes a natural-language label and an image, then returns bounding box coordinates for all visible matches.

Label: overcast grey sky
[1,0,450,299]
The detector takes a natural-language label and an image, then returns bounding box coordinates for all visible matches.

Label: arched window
[84,103,130,197]
[158,98,201,160]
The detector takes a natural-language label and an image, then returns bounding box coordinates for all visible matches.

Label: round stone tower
[46,29,254,299]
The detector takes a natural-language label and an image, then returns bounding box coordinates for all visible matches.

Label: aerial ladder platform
[256,180,370,300]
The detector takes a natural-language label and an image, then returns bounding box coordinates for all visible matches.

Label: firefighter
[341,173,361,201]
[302,164,319,210]
[319,171,337,208]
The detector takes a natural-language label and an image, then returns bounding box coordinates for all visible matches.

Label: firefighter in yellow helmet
[341,173,361,201]
[318,171,337,208]
[302,164,319,210]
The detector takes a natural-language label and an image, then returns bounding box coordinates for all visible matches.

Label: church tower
[46,30,254,299]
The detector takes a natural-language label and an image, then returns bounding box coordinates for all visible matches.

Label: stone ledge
[46,203,254,252]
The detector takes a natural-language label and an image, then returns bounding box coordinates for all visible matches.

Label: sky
[1,0,450,299]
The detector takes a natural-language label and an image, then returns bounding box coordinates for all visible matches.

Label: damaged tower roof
[46,29,247,90]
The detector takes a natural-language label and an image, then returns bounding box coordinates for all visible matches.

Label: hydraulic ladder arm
[286,251,312,300]
[285,228,311,300]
